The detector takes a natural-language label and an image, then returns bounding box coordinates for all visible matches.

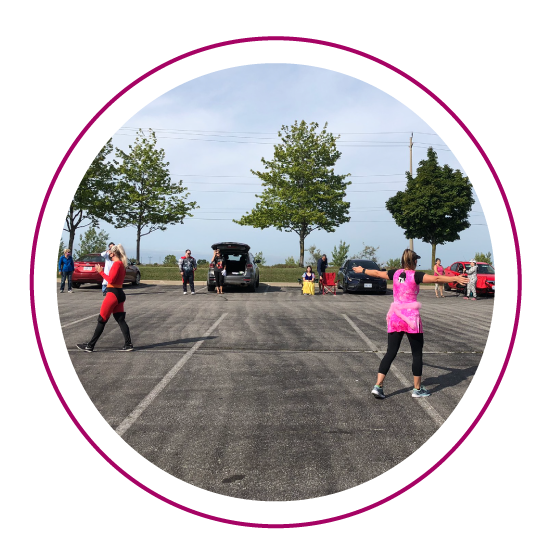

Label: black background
[30,33,518,544]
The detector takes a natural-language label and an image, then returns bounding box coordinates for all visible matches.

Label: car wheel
[207,283,215,292]
[72,283,81,289]
[444,283,451,291]
[379,289,387,295]
[337,280,342,290]
[256,274,259,288]
[132,272,141,285]
[249,278,256,292]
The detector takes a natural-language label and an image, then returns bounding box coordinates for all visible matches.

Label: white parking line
[115,313,228,437]
[262,284,271,294]
[61,314,97,328]
[342,314,445,426]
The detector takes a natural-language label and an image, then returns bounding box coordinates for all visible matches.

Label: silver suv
[207,242,261,292]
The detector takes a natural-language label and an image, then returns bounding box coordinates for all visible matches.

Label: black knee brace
[113,312,126,323]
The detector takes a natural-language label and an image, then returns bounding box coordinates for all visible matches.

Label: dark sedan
[337,259,388,294]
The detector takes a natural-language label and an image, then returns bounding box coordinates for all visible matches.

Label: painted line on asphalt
[61,314,98,328]
[262,284,271,294]
[341,314,445,426]
[115,313,228,437]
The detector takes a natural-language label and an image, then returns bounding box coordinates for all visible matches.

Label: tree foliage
[474,251,493,265]
[111,129,198,263]
[163,254,178,266]
[234,121,351,266]
[74,228,110,260]
[386,148,474,269]
[351,243,379,263]
[331,240,350,267]
[65,139,117,253]
[384,257,401,270]
[197,259,208,266]
[284,256,298,265]
[305,244,323,266]
[254,251,266,265]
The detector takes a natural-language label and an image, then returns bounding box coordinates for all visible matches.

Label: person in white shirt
[100,242,115,296]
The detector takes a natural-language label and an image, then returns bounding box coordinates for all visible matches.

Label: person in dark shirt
[211,249,226,294]
[353,249,468,399]
[317,254,328,293]
[179,249,197,295]
[58,248,74,293]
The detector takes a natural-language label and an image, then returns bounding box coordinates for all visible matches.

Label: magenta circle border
[30,36,521,529]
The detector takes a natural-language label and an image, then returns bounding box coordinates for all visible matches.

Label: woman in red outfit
[77,244,133,352]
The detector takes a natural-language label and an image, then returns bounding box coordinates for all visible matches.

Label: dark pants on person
[60,271,72,291]
[87,291,132,349]
[214,270,224,289]
[378,332,424,377]
[182,270,195,293]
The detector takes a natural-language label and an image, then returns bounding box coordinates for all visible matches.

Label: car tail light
[246,264,253,269]
[209,263,214,268]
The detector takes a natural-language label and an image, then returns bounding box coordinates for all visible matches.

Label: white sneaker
[183,292,187,295]
[191,292,195,295]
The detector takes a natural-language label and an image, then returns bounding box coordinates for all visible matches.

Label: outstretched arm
[422,274,468,285]
[352,266,389,280]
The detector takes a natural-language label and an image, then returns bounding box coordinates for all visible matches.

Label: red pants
[99,292,124,321]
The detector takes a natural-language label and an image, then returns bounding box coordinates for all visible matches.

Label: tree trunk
[136,230,141,265]
[299,232,305,267]
[431,243,436,270]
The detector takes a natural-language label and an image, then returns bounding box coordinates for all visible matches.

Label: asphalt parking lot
[58,281,493,501]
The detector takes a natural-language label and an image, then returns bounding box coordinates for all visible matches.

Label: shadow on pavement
[135,336,218,350]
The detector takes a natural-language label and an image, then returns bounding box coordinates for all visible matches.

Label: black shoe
[103,292,107,296]
[119,344,134,352]
[76,343,93,352]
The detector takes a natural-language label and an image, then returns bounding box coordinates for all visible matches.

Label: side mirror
[255,259,261,264]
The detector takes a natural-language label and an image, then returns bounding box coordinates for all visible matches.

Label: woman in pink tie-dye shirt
[352,249,468,399]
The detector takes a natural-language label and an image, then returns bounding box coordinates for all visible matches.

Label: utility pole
[409,133,414,251]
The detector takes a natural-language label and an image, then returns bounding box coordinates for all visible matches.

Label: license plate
[364,283,372,288]
[84,266,93,271]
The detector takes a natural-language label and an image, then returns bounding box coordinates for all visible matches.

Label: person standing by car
[433,258,445,298]
[211,248,226,294]
[301,266,315,295]
[179,249,197,295]
[463,258,479,300]
[76,244,133,352]
[353,249,469,399]
[100,242,115,296]
[317,254,328,292]
[58,248,74,293]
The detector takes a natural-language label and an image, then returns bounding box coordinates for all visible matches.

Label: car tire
[256,274,259,288]
[207,283,215,291]
[72,283,81,289]
[444,284,451,291]
[379,289,387,295]
[337,280,342,290]
[249,278,256,292]
[132,272,141,285]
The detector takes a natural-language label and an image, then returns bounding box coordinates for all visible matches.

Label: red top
[100,260,126,287]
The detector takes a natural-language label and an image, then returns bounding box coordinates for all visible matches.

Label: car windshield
[477,264,494,274]
[463,263,494,274]
[77,255,105,263]
[348,260,380,271]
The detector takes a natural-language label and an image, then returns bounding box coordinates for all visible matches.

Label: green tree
[305,244,324,266]
[64,139,117,253]
[331,240,350,267]
[254,251,266,265]
[384,257,401,269]
[474,251,493,265]
[163,254,178,266]
[112,129,198,263]
[58,239,66,261]
[197,259,208,266]
[351,244,379,263]
[386,147,475,269]
[74,228,109,260]
[234,121,351,267]
[285,256,298,265]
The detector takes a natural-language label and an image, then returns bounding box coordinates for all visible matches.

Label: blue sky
[64,63,491,267]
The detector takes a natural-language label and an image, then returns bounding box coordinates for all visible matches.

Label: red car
[72,253,141,288]
[443,261,495,295]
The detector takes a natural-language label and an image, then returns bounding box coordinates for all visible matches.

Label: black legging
[378,332,424,377]
[214,269,224,287]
